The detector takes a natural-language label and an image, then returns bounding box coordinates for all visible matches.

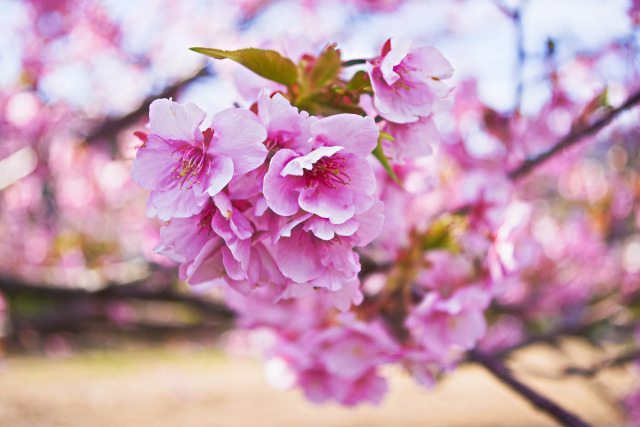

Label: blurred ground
[0,340,635,426]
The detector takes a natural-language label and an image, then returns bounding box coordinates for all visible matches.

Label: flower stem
[342,59,367,67]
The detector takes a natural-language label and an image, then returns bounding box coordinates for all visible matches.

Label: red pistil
[197,201,215,235]
[304,153,350,190]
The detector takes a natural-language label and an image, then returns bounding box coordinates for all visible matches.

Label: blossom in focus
[130,99,267,220]
[270,199,384,303]
[263,114,379,225]
[367,39,453,124]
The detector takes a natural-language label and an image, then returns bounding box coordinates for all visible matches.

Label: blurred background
[0,0,639,425]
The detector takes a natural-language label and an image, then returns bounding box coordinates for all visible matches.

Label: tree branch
[469,349,592,427]
[0,274,235,319]
[84,66,210,144]
[563,349,640,378]
[508,87,640,180]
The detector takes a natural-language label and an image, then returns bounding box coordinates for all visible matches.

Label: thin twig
[563,349,640,378]
[508,87,640,180]
[469,349,592,427]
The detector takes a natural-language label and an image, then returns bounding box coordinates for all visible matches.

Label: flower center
[169,129,214,190]
[197,200,215,234]
[304,153,350,190]
[170,144,209,190]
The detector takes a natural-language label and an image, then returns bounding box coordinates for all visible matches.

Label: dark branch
[469,349,592,427]
[563,349,640,378]
[508,87,640,180]
[0,274,235,319]
[84,66,210,144]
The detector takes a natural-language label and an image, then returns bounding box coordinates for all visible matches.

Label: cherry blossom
[367,39,453,124]
[131,100,267,220]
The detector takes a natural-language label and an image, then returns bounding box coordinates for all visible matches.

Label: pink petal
[352,200,384,246]
[213,192,253,240]
[158,215,212,261]
[343,157,376,214]
[210,108,268,175]
[149,99,206,142]
[149,186,208,220]
[183,238,226,285]
[385,117,438,162]
[275,212,312,241]
[408,46,454,79]
[380,39,412,85]
[264,149,304,216]
[130,135,176,190]
[310,115,379,157]
[275,231,323,283]
[222,246,245,281]
[303,216,359,240]
[204,155,234,197]
[298,186,355,225]
[280,146,344,177]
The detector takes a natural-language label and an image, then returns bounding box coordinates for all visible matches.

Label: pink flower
[154,193,262,293]
[227,91,314,203]
[405,286,491,358]
[273,226,361,291]
[383,116,440,163]
[153,199,218,263]
[276,314,399,406]
[310,314,399,379]
[130,99,267,220]
[298,367,388,406]
[271,201,384,297]
[276,279,364,312]
[263,114,379,225]
[399,349,444,388]
[258,91,314,156]
[367,39,453,124]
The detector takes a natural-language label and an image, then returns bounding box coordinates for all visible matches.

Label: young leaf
[190,47,298,86]
[379,131,395,141]
[372,135,402,186]
[420,214,465,252]
[346,70,371,92]
[308,43,342,90]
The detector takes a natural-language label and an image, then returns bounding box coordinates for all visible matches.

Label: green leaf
[346,70,371,92]
[190,47,298,86]
[308,43,342,90]
[420,215,465,252]
[372,136,401,186]
[379,131,395,141]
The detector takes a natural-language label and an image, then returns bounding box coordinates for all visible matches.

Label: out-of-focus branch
[563,349,640,378]
[489,323,591,359]
[495,0,528,111]
[508,87,640,180]
[469,349,591,427]
[84,66,210,144]
[0,274,235,319]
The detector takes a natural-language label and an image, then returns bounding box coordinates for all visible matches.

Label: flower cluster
[367,38,453,163]
[131,91,384,310]
[125,39,493,406]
